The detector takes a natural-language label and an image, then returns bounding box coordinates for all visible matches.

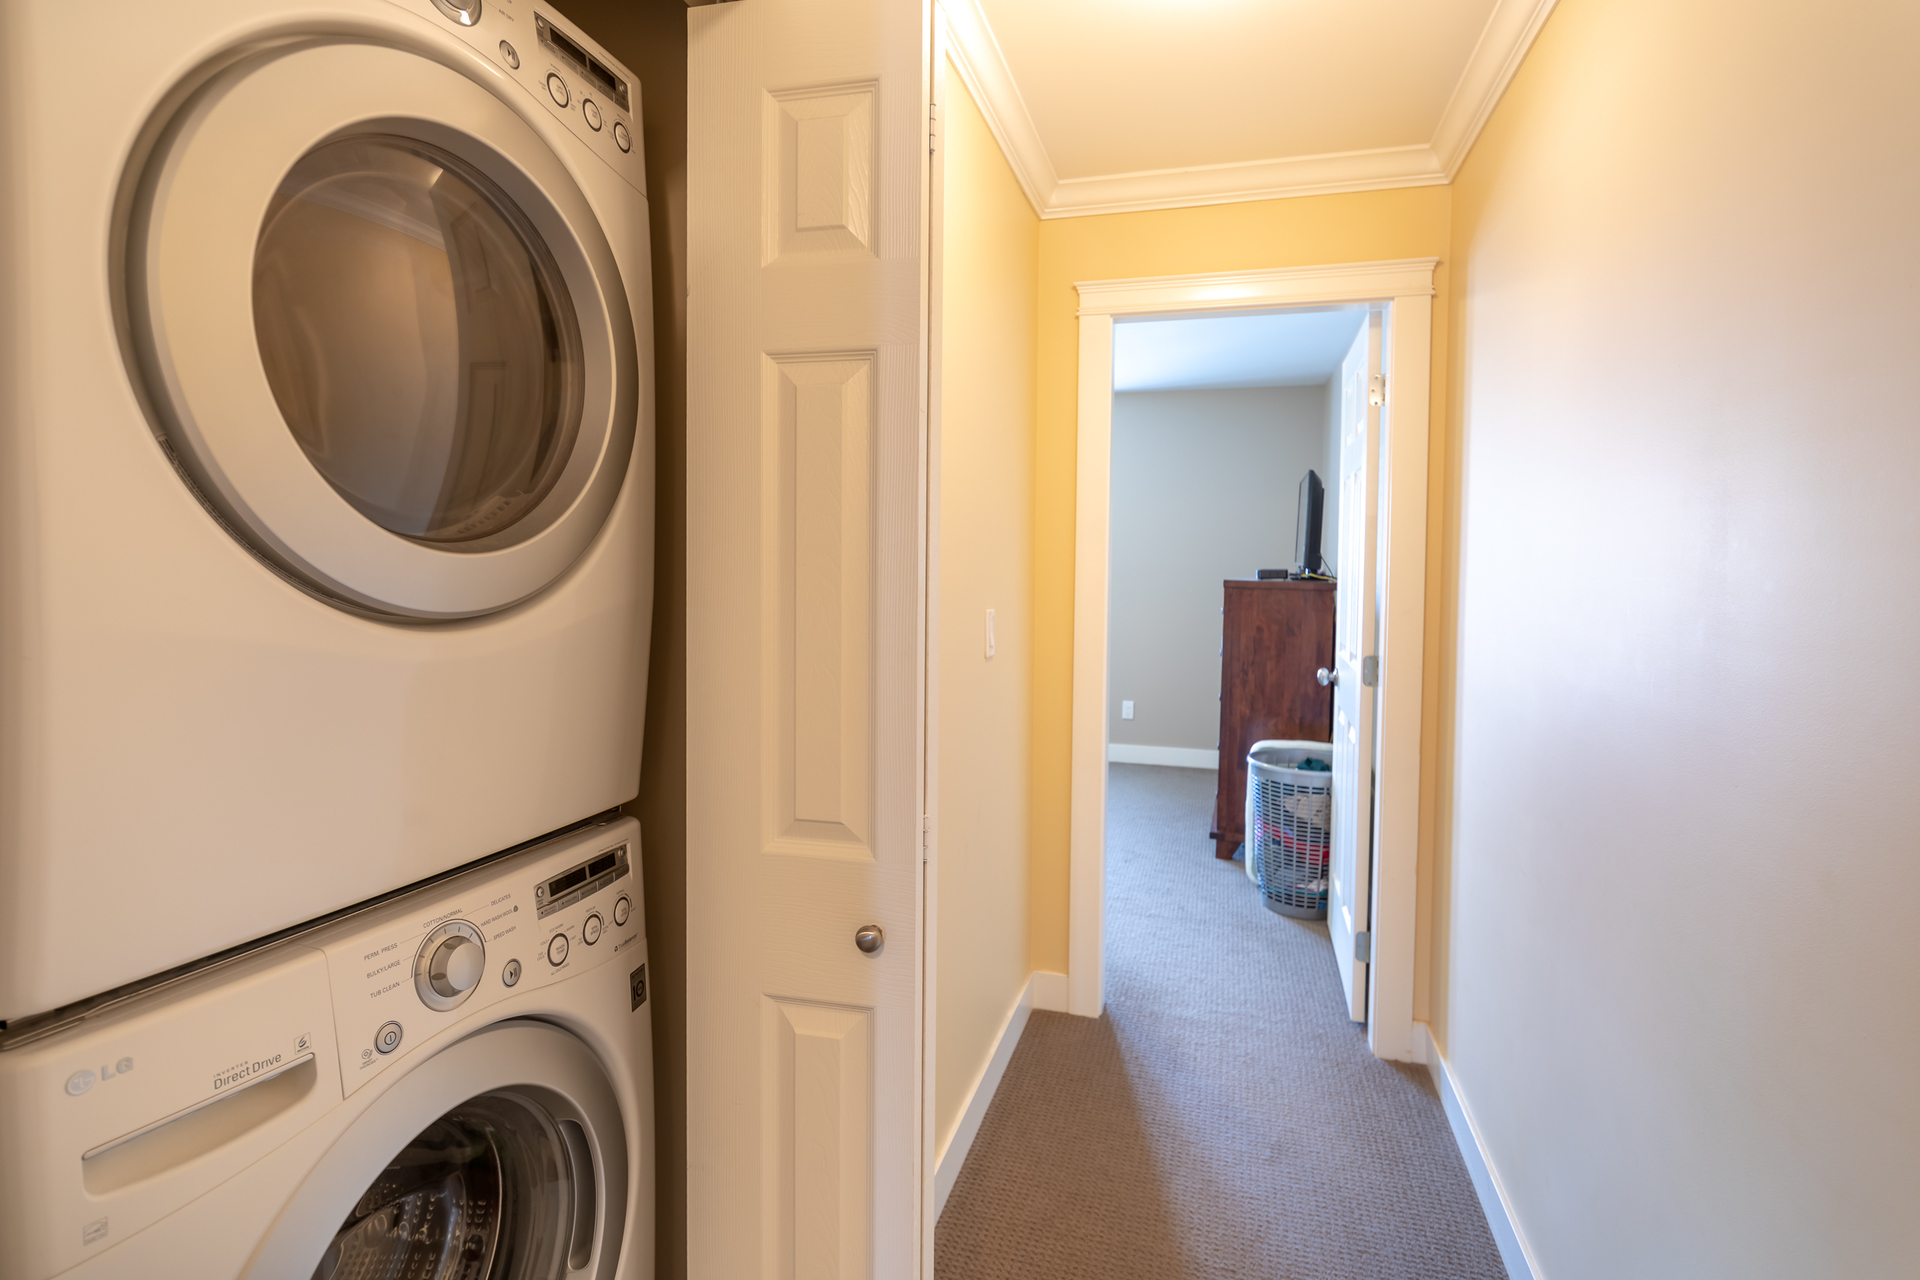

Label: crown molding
[1047,146,1446,219]
[943,0,1558,219]
[939,0,1057,216]
[1075,258,1440,317]
[1432,0,1561,177]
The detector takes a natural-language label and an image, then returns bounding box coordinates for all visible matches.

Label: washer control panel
[320,818,641,1095]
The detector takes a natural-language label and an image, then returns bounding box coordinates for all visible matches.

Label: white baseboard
[1403,1018,1430,1065]
[1030,969,1069,1012]
[935,972,1067,1219]
[1417,1023,1540,1280]
[1107,742,1218,770]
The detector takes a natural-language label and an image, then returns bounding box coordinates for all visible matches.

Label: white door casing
[687,1,931,1278]
[1327,312,1382,1024]
[1069,263,1432,1058]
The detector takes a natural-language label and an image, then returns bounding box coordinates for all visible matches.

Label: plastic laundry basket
[1244,740,1334,919]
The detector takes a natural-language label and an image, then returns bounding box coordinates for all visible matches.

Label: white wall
[1109,386,1327,752]
[1434,0,1920,1275]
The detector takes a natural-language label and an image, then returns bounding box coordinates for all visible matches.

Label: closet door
[687,1,931,1277]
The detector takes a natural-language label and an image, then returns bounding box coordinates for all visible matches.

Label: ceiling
[1113,309,1365,393]
[947,0,1558,216]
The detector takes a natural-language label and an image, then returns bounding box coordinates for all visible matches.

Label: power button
[374,1022,403,1055]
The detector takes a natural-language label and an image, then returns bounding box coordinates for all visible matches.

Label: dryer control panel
[320,817,642,1095]
[387,0,647,194]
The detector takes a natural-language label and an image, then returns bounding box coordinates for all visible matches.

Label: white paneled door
[687,1,931,1279]
[1327,312,1382,1024]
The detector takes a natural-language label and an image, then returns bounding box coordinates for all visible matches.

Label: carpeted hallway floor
[935,763,1506,1280]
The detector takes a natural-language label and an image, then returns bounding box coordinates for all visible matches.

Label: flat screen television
[1294,469,1325,577]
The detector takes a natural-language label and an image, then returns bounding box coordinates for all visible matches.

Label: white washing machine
[0,0,655,1021]
[0,815,653,1280]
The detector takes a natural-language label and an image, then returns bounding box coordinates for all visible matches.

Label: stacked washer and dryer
[0,0,657,1276]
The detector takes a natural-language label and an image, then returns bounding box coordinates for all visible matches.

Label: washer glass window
[310,1091,573,1279]
[253,136,585,545]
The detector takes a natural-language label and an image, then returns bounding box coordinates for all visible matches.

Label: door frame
[915,16,941,1275]
[1067,258,1436,1062]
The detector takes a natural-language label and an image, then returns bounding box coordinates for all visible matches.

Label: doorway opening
[1104,300,1362,975]
[1065,260,1436,1062]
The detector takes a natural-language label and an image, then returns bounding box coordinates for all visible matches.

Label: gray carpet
[935,763,1506,1280]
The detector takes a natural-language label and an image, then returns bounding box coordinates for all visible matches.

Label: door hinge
[1354,930,1372,963]
[920,814,931,860]
[929,101,939,154]
[1361,655,1378,686]
[1368,373,1385,407]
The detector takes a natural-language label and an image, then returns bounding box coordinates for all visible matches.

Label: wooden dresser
[1210,578,1337,858]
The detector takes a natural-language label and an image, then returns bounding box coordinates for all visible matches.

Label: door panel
[687,1,929,1277]
[763,85,879,262]
[762,999,874,1280]
[1328,312,1382,1023]
[768,354,876,857]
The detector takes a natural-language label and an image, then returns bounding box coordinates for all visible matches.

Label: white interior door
[687,2,931,1278]
[1327,312,1382,1023]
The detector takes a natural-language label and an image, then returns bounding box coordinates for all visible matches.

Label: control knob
[430,0,482,26]
[414,920,486,1012]
[428,936,485,998]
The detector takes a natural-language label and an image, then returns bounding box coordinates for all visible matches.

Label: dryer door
[249,1022,629,1280]
[127,39,638,620]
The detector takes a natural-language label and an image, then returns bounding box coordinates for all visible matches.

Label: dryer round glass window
[123,40,642,620]
[310,1091,577,1279]
[254,136,584,546]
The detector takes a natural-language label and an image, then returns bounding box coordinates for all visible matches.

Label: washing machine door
[249,1022,629,1279]
[127,38,638,620]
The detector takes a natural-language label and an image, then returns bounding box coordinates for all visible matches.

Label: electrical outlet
[1121,700,1134,720]
[986,608,995,658]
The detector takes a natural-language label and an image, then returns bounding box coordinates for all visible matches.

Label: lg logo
[65,1058,133,1096]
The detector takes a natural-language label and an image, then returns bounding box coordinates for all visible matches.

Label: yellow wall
[934,64,1039,1154]
[1434,0,1920,1270]
[1029,190,1452,985]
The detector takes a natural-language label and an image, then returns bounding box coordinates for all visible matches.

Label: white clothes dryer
[0,816,653,1280]
[0,0,655,1020]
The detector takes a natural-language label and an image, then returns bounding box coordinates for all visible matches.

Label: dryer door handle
[559,1117,598,1271]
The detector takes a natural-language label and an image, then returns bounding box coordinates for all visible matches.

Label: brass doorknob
[854,925,884,955]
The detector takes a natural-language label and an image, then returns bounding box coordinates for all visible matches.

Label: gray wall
[1108,386,1329,752]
